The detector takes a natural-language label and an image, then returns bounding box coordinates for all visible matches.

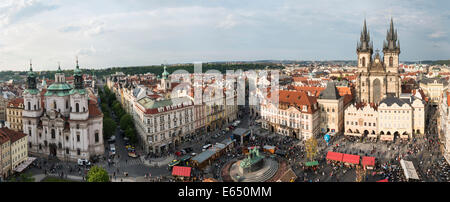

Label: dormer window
[303,106,307,112]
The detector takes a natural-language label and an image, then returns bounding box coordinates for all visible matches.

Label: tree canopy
[86,166,110,182]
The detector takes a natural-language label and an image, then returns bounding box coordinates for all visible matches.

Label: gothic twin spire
[357,18,400,53]
[383,18,400,52]
[357,19,373,53]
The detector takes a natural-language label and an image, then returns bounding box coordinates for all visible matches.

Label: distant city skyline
[0,0,449,71]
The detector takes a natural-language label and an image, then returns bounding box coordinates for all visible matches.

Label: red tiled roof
[0,127,27,143]
[362,156,375,167]
[342,154,360,165]
[0,132,10,144]
[88,100,103,118]
[326,151,343,162]
[8,97,24,108]
[172,166,191,177]
[270,90,318,113]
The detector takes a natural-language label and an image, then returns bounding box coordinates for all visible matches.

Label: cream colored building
[6,98,24,132]
[0,132,11,179]
[419,77,448,106]
[439,91,450,164]
[261,90,320,140]
[344,95,425,141]
[344,104,378,138]
[0,128,28,171]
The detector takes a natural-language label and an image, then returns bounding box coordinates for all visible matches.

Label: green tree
[305,137,318,161]
[112,102,124,118]
[120,114,133,131]
[124,127,137,144]
[103,117,117,139]
[86,166,110,182]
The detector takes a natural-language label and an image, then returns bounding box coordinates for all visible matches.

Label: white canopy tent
[400,159,420,181]
[13,157,37,173]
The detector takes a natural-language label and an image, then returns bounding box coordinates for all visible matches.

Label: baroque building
[22,61,104,161]
[355,19,402,104]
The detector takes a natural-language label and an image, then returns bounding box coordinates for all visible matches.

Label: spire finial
[29,59,32,71]
[76,56,79,68]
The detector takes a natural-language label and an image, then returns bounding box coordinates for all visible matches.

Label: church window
[95,132,99,143]
[66,148,69,154]
[389,57,393,67]
[53,101,57,109]
[362,57,366,67]
[66,100,69,109]
[28,102,31,110]
[77,134,80,142]
[51,129,55,139]
[76,103,79,112]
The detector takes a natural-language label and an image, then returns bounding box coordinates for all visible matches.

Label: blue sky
[0,0,448,71]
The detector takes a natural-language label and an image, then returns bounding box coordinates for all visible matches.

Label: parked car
[77,159,91,166]
[110,144,116,156]
[107,136,116,143]
[191,153,197,157]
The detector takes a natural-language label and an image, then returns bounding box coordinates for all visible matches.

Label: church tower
[383,18,401,74]
[22,61,43,151]
[356,19,373,73]
[69,58,89,121]
[161,65,171,91]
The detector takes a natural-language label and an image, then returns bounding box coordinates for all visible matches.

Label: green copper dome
[74,66,82,76]
[162,65,169,79]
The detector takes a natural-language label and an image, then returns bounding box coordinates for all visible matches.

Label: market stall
[263,145,276,154]
[361,156,376,170]
[326,151,344,163]
[172,166,192,181]
[342,154,360,167]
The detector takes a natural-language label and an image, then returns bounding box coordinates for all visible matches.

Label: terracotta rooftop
[8,97,24,108]
[0,127,27,143]
[88,100,103,118]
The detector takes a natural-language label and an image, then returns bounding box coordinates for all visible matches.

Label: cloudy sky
[0,0,448,71]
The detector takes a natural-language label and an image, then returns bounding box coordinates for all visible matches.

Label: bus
[202,144,212,151]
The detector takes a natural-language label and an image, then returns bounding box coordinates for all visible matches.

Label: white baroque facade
[23,63,104,161]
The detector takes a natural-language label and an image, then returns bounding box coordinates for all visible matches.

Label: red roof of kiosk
[342,154,360,164]
[362,156,375,167]
[377,179,388,182]
[172,166,192,177]
[326,151,344,162]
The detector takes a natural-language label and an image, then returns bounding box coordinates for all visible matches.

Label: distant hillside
[434,60,450,65]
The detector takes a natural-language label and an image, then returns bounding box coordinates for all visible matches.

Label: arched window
[66,100,69,109]
[76,103,79,112]
[362,57,366,67]
[28,102,31,110]
[53,100,57,109]
[51,129,55,139]
[389,56,393,67]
